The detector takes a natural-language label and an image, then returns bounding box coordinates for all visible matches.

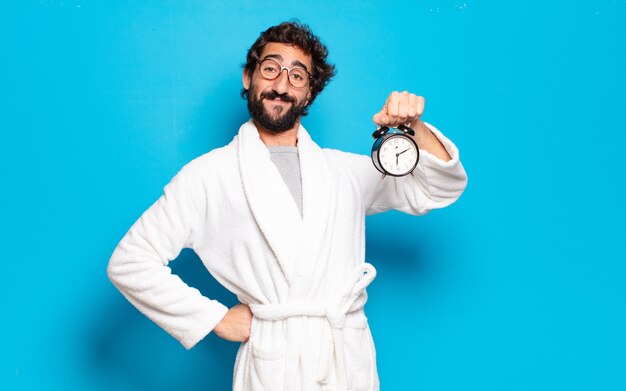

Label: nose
[271,69,290,94]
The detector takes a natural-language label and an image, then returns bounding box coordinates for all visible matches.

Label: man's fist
[372,91,425,128]
[214,303,253,342]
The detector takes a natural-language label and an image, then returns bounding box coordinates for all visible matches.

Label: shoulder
[322,147,371,171]
[178,140,238,178]
[320,148,378,191]
[164,140,239,198]
[322,147,367,161]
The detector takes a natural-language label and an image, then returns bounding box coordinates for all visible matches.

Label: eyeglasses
[256,58,312,88]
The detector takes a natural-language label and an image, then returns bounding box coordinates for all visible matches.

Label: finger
[386,91,400,125]
[416,95,425,117]
[411,95,425,126]
[407,94,418,122]
[372,104,389,125]
[397,91,410,124]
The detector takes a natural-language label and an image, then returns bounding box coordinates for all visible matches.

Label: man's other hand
[214,303,253,342]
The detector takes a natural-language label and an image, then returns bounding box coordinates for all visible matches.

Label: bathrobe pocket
[247,340,286,391]
[342,311,377,391]
[246,317,287,391]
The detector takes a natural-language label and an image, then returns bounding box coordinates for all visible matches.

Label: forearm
[107,167,228,349]
[107,244,228,349]
[411,119,452,162]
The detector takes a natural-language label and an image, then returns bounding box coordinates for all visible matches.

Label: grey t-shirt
[268,146,303,217]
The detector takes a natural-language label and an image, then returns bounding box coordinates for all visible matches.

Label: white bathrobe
[107,119,467,391]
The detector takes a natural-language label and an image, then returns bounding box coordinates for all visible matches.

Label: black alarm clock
[371,124,419,177]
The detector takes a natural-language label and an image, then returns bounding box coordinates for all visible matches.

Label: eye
[263,64,279,74]
[290,69,306,81]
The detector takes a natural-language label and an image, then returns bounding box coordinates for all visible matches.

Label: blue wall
[2,1,625,390]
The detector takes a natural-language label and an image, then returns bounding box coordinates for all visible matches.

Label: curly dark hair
[241,20,336,116]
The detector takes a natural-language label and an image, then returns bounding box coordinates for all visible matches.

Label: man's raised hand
[372,91,425,129]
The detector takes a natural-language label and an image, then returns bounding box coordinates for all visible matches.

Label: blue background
[2,1,625,390]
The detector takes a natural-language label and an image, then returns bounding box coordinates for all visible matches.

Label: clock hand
[397,148,410,156]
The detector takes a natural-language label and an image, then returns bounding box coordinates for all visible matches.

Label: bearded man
[108,21,467,391]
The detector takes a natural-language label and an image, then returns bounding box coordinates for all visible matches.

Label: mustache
[260,91,296,104]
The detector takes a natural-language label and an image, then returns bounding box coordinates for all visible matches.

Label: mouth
[264,97,292,105]
[260,91,296,104]
[268,97,288,102]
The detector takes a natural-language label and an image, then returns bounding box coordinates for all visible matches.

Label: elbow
[414,175,468,213]
[436,160,468,205]
[451,171,468,202]
[454,165,469,200]
[106,254,120,286]
[106,249,126,288]
[439,176,468,207]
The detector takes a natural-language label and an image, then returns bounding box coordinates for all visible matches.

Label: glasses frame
[256,58,313,88]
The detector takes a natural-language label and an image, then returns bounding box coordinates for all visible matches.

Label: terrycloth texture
[249,263,377,389]
[107,119,468,391]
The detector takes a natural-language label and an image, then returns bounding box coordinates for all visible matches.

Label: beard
[247,85,307,133]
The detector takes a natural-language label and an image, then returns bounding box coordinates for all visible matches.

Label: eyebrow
[262,53,310,72]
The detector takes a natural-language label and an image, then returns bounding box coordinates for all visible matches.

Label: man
[107,21,467,391]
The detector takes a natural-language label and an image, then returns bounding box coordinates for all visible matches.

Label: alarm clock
[371,124,419,177]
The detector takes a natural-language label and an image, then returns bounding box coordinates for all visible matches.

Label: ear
[242,69,251,90]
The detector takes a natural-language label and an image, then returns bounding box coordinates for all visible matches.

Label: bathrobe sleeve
[363,122,468,215]
[107,164,229,349]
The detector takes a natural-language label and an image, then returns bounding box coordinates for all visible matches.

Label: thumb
[372,105,389,125]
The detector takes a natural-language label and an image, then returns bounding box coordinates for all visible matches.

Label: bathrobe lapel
[293,125,333,286]
[237,120,303,280]
[237,120,333,291]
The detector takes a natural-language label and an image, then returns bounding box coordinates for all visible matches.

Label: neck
[254,119,300,146]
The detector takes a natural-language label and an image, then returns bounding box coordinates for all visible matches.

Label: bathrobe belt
[249,263,377,390]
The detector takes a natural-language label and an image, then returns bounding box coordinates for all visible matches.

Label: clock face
[378,134,419,176]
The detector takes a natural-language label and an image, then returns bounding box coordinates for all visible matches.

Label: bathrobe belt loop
[249,263,377,390]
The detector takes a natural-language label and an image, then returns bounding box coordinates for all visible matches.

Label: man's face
[243,42,313,132]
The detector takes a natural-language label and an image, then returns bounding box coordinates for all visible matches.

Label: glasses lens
[288,68,308,88]
[259,60,280,79]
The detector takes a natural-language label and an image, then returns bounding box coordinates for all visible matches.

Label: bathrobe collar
[237,119,331,285]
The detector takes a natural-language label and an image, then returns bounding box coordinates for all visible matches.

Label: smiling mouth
[264,99,292,112]
[265,97,291,104]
